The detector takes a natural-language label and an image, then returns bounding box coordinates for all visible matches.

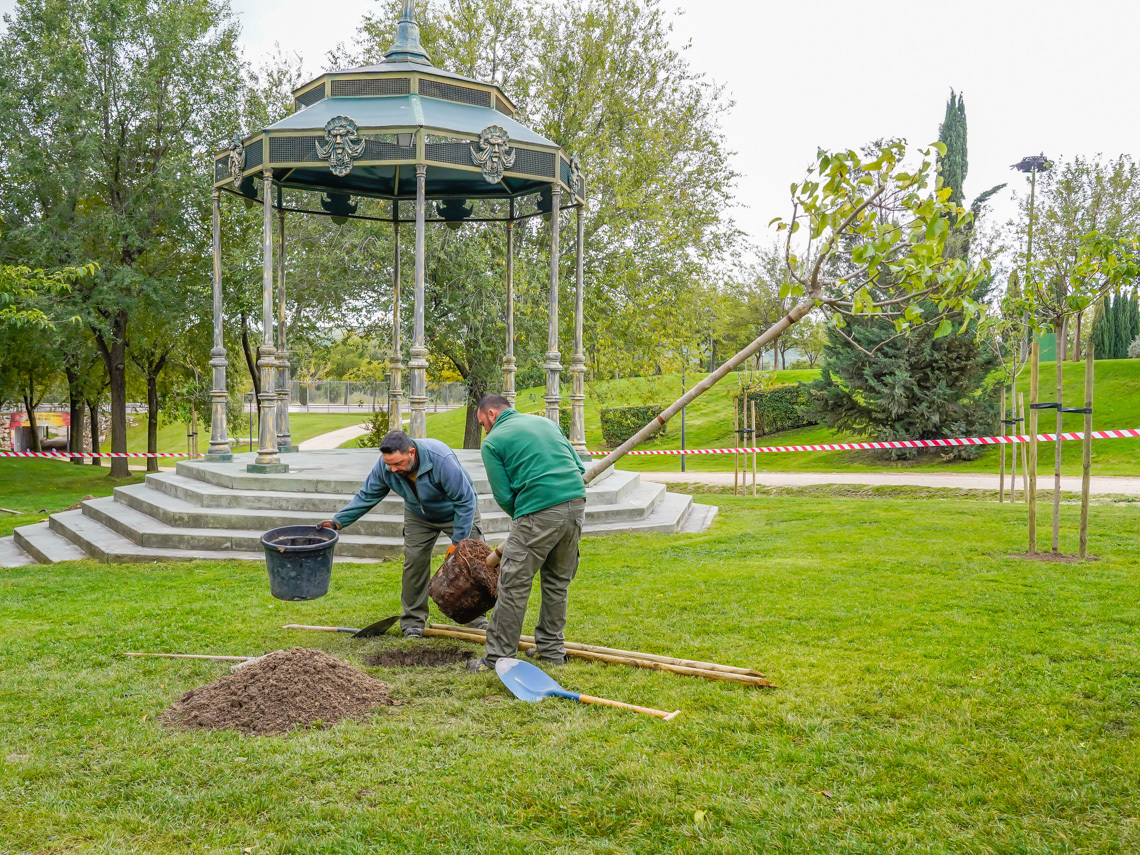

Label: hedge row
[739,384,815,436]
[600,404,666,447]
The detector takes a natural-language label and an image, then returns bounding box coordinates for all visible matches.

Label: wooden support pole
[1009,377,1017,503]
[999,386,1006,503]
[1052,317,1067,553]
[733,398,740,496]
[751,398,758,497]
[1080,341,1094,558]
[1019,391,1028,504]
[1028,341,1039,554]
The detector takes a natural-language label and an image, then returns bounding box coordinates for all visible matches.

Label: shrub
[357,409,390,448]
[738,384,815,436]
[1129,335,1140,359]
[600,404,666,447]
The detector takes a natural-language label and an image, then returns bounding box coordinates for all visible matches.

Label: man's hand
[317,520,340,531]
[486,546,502,570]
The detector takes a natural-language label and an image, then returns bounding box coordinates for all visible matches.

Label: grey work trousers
[484,499,585,665]
[401,508,485,633]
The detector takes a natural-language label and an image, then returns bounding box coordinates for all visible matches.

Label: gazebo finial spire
[385,1,433,65]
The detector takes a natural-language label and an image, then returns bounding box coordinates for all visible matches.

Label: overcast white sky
[3,0,1138,251]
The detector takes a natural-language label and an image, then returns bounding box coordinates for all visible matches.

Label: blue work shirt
[333,439,477,544]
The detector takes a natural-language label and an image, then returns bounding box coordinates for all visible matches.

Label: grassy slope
[2,493,1138,853]
[419,361,1140,476]
[0,459,144,538]
[125,412,367,454]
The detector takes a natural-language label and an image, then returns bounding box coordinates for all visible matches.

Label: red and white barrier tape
[0,451,190,459]
[586,428,1140,456]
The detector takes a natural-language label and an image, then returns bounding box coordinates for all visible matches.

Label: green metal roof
[267,95,555,149]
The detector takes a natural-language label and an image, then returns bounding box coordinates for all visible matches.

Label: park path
[298,423,369,451]
[638,470,1140,496]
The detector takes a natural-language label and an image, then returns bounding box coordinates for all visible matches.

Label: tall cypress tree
[938,90,968,209]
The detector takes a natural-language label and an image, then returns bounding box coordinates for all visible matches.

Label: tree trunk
[463,375,487,449]
[93,316,130,477]
[240,312,260,398]
[65,364,86,465]
[88,397,102,466]
[146,368,161,473]
[23,387,41,453]
[1072,313,1082,361]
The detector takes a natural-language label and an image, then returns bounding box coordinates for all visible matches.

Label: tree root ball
[429,538,496,624]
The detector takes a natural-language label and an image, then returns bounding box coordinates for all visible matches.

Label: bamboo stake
[1026,394,1035,506]
[1052,317,1066,553]
[1028,342,1039,554]
[751,399,758,497]
[1009,377,1018,502]
[423,624,771,683]
[999,386,1006,503]
[1080,341,1094,558]
[733,398,740,496]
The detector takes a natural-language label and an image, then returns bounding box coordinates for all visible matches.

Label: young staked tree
[0,0,242,476]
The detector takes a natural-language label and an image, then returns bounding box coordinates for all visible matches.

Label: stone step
[13,522,91,564]
[48,509,381,565]
[115,477,666,537]
[582,491,694,537]
[677,502,719,534]
[0,535,38,567]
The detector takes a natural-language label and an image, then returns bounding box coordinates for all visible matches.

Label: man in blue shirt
[319,430,487,637]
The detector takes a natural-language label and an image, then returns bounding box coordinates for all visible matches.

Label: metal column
[569,201,586,453]
[389,206,405,431]
[275,201,294,452]
[408,164,429,438]
[544,184,562,422]
[206,190,232,460]
[502,212,517,407]
[250,168,286,472]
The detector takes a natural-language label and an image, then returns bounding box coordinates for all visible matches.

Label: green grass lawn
[421,360,1140,476]
[125,412,367,454]
[2,491,1138,853]
[0,459,144,538]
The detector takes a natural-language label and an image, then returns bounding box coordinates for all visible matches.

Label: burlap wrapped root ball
[429,538,497,624]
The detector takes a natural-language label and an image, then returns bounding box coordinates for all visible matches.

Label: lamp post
[245,391,256,452]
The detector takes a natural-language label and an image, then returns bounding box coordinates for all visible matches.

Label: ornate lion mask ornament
[470,124,516,184]
[316,116,367,177]
[228,134,245,187]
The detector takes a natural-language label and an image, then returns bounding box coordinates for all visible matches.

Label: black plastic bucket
[261,525,339,601]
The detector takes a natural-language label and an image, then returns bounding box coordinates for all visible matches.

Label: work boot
[402,627,423,639]
[524,647,565,666]
[465,616,489,631]
[465,657,492,673]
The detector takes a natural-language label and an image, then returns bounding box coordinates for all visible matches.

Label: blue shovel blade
[495,657,578,703]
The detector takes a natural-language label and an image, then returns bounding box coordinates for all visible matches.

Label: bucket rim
[261,524,339,553]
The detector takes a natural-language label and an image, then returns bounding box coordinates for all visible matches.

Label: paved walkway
[638,470,1140,496]
[298,423,369,451]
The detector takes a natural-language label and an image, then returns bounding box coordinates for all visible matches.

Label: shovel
[282,615,400,638]
[495,658,679,721]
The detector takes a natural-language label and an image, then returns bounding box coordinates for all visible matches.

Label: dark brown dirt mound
[429,538,497,624]
[162,647,395,736]
[364,648,474,668]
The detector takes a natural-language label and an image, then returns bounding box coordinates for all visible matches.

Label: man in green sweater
[468,394,586,671]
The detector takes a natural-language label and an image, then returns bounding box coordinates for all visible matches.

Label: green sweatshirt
[480,408,586,519]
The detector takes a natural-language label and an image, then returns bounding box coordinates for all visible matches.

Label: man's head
[476,394,510,435]
[379,430,417,475]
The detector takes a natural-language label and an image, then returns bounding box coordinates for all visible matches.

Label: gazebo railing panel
[331,77,411,97]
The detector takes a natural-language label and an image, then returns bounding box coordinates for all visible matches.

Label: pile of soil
[162,647,396,736]
[429,538,496,624]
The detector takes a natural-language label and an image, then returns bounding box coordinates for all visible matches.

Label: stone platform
[1,449,717,566]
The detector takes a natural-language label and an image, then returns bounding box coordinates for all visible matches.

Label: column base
[246,462,290,474]
[203,453,233,463]
[277,444,299,454]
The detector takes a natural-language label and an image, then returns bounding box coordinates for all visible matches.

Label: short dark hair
[379,430,414,455]
[477,394,510,414]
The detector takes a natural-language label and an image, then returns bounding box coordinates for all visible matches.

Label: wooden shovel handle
[576,693,679,721]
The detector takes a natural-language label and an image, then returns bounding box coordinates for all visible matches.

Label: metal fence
[289,380,467,412]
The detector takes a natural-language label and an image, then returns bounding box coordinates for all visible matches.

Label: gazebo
[207,1,587,472]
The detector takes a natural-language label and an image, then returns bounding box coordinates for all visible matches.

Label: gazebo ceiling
[214,4,583,210]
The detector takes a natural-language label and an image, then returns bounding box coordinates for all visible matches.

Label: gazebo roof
[213,2,583,211]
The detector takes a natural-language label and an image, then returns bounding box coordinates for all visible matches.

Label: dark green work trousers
[401,508,486,634]
[484,498,585,665]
